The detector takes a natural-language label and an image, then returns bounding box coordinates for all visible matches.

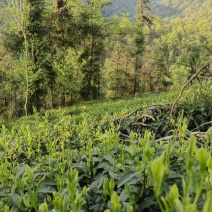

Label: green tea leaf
[8,193,20,207]
[40,178,57,187]
[203,192,212,212]
[0,187,10,197]
[39,202,48,212]
[15,164,27,179]
[38,186,56,193]
[196,148,208,173]
[117,171,140,188]
[151,155,169,197]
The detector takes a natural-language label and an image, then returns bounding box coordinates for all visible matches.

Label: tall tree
[44,0,82,107]
[78,0,109,100]
[132,0,152,94]
[135,0,152,25]
[2,0,46,115]
[4,0,31,116]
[27,0,46,113]
[104,16,136,97]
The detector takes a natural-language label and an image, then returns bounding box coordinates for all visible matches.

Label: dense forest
[0,0,211,118]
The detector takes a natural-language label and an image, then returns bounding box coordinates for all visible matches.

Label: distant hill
[1,0,210,21]
[102,0,137,18]
[151,0,181,19]
[157,0,212,20]
[103,0,212,20]
[102,0,182,19]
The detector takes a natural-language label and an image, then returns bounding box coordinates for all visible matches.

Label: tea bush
[0,91,211,211]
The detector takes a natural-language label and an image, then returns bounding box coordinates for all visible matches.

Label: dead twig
[198,76,212,80]
[132,114,155,127]
[154,131,206,143]
[135,114,155,122]
[132,122,147,126]
[119,133,130,139]
[154,135,174,143]
[191,131,206,137]
[191,121,212,132]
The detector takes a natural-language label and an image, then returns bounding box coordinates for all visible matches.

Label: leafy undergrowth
[0,89,212,212]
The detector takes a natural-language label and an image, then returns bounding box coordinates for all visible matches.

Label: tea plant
[0,91,211,211]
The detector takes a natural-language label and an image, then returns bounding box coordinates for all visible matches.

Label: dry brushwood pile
[115,103,212,142]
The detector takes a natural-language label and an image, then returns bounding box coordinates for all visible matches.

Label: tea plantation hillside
[0,89,212,211]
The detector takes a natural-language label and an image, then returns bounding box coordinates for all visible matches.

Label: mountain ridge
[103,0,212,20]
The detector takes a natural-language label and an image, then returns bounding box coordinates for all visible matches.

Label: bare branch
[191,121,212,132]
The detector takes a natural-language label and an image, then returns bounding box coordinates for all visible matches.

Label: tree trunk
[133,56,138,95]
